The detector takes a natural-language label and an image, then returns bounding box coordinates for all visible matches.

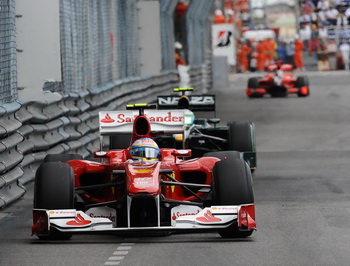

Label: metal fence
[0,0,216,209]
[0,0,17,104]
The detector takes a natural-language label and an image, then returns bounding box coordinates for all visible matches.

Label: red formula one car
[32,104,256,240]
[246,63,310,98]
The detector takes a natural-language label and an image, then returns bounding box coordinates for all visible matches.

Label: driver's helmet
[129,138,160,161]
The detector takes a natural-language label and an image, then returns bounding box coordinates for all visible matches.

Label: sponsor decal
[134,177,153,185]
[89,213,116,222]
[134,168,154,173]
[216,31,232,47]
[100,113,115,123]
[115,112,183,123]
[158,96,215,106]
[49,210,76,215]
[170,205,203,225]
[211,207,237,211]
[196,210,221,223]
[66,214,91,226]
[172,209,201,220]
[86,207,117,226]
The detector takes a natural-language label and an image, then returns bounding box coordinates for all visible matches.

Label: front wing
[32,204,256,236]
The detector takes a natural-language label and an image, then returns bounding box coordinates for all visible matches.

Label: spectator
[337,6,348,26]
[327,39,337,70]
[310,10,319,26]
[300,23,312,50]
[214,9,226,24]
[339,40,350,70]
[326,6,339,25]
[308,26,321,57]
[175,42,186,66]
[345,5,350,24]
[265,37,277,65]
[276,41,287,63]
[286,41,295,66]
[300,10,312,23]
[256,40,267,71]
[237,40,252,73]
[317,41,329,71]
[300,0,316,14]
[294,37,305,70]
[318,7,330,26]
[318,25,328,41]
[317,0,329,11]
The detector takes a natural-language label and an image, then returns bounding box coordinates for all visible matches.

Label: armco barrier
[0,73,179,209]
[0,102,26,208]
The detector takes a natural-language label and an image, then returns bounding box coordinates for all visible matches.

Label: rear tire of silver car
[228,122,256,172]
[34,162,75,240]
[213,158,254,238]
[228,122,254,152]
[296,76,309,97]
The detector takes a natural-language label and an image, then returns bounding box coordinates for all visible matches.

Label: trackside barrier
[186,0,215,92]
[0,102,26,208]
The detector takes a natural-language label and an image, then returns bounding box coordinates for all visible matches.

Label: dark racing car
[246,62,310,98]
[156,88,256,172]
[32,104,256,240]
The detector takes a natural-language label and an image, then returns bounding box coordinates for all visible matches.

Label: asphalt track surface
[1,71,350,266]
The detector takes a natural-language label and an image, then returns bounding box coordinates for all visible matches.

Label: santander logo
[66,214,91,226]
[100,112,183,124]
[172,210,200,220]
[89,213,116,222]
[196,210,221,223]
[100,113,115,123]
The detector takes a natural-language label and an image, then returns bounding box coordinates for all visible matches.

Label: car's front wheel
[296,76,310,97]
[212,158,254,238]
[34,162,75,240]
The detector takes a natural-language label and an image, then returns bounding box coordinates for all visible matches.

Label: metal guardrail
[0,102,25,208]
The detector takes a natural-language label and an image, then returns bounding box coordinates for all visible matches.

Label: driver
[129,138,160,162]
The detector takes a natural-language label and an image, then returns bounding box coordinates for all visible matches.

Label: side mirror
[94,151,109,159]
[172,149,192,157]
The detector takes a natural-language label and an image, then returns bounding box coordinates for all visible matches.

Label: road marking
[108,256,125,260]
[104,242,134,265]
[113,251,128,255]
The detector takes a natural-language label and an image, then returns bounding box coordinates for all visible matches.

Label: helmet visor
[130,147,160,159]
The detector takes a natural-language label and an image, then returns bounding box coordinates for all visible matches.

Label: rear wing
[157,95,216,111]
[99,110,185,135]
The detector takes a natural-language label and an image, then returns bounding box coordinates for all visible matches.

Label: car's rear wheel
[34,162,75,240]
[227,122,256,172]
[296,76,309,97]
[247,77,263,98]
[212,158,254,238]
[228,122,254,152]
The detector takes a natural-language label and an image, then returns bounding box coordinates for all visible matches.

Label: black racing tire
[44,154,83,162]
[296,76,310,97]
[247,77,259,88]
[227,122,255,152]
[247,77,263,98]
[203,151,242,160]
[34,162,75,240]
[212,158,254,238]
